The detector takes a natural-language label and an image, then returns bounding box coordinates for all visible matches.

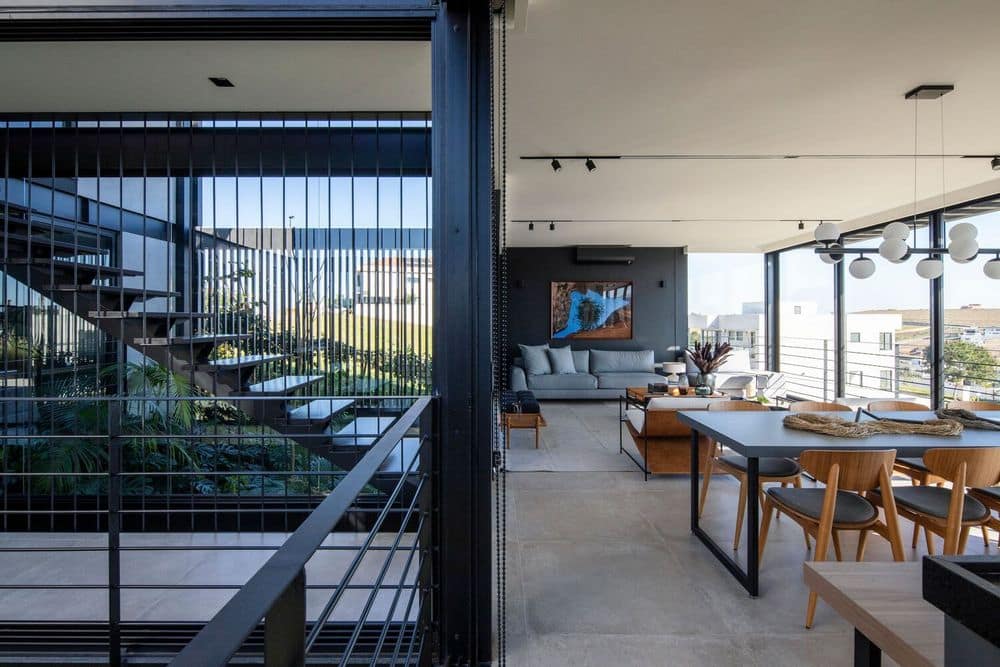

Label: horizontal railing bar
[170,396,431,667]
[0,395,421,402]
[0,544,411,553]
[0,583,419,591]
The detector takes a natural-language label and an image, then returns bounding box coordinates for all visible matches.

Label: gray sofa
[511,348,663,399]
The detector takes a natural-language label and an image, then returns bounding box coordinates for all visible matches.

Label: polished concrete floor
[0,531,418,623]
[498,400,991,666]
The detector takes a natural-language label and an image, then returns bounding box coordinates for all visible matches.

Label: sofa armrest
[510,365,528,391]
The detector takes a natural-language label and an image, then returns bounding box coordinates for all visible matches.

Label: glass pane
[778,247,834,401]
[943,203,1000,403]
[842,218,932,406]
[687,253,766,371]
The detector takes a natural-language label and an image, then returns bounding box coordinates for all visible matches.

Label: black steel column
[764,252,780,371]
[930,211,945,408]
[432,1,493,663]
[834,258,846,399]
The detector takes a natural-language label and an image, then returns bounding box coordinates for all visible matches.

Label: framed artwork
[550,281,633,340]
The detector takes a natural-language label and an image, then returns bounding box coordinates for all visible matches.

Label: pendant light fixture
[813,84,1000,279]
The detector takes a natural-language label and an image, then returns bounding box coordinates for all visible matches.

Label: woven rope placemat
[783,413,964,439]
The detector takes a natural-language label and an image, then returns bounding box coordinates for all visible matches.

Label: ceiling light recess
[209,77,235,88]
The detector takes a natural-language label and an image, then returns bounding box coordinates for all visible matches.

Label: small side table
[504,412,546,449]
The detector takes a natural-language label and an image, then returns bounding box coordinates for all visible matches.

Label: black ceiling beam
[0,2,436,40]
[0,125,432,177]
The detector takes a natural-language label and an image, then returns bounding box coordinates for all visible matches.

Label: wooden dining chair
[866,400,927,412]
[789,401,853,413]
[946,400,1000,410]
[969,486,1000,548]
[871,400,944,506]
[698,401,806,550]
[758,449,904,629]
[872,448,1000,556]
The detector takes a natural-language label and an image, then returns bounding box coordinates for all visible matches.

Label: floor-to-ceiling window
[841,217,932,406]
[943,200,1000,403]
[777,246,835,400]
[687,253,765,370]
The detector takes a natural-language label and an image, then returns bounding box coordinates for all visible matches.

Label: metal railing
[0,394,436,665]
[171,395,435,666]
[692,335,1000,404]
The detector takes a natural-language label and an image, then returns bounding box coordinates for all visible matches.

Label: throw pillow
[547,346,576,374]
[518,343,552,376]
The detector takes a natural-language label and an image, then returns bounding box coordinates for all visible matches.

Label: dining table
[676,409,1000,597]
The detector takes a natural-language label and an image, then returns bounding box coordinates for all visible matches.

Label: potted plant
[684,342,733,393]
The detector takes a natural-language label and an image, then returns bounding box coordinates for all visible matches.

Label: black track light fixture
[549,221,556,231]
[992,156,1000,171]
[798,220,805,230]
[585,158,597,172]
[528,221,534,230]
[550,158,562,172]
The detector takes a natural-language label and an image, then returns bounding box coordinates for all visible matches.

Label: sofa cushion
[646,396,726,410]
[519,343,552,376]
[527,373,598,391]
[590,349,654,373]
[597,372,663,389]
[572,349,590,374]
[547,346,576,374]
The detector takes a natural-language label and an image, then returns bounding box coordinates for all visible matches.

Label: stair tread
[47,285,178,298]
[2,232,104,254]
[286,398,355,423]
[134,333,251,346]
[4,258,145,277]
[88,311,213,320]
[194,353,290,369]
[243,375,324,395]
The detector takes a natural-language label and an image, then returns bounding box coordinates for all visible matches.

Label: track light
[992,156,1000,171]
[528,222,534,230]
[551,159,562,172]
[585,158,597,172]
[798,220,804,230]
[549,221,556,231]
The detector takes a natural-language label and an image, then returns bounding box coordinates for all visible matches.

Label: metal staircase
[0,215,414,479]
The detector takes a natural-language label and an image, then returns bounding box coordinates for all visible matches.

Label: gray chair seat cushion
[596,372,663,389]
[718,455,800,478]
[889,485,989,521]
[526,373,598,390]
[767,487,878,524]
[973,486,1000,502]
[897,457,929,473]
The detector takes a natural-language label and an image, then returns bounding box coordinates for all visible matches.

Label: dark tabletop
[676,410,1000,458]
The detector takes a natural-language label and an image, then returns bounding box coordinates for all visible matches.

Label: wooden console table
[804,561,942,667]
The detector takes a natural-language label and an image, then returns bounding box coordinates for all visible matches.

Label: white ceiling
[0,40,430,112]
[505,0,1000,251]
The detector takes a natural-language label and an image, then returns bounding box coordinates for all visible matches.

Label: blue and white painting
[550,281,633,340]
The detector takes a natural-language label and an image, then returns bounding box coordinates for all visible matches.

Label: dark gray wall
[507,247,688,363]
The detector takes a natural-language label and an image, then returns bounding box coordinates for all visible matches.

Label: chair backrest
[789,401,853,413]
[923,448,1000,488]
[947,400,1000,411]
[707,400,769,412]
[867,400,926,412]
[799,450,897,492]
